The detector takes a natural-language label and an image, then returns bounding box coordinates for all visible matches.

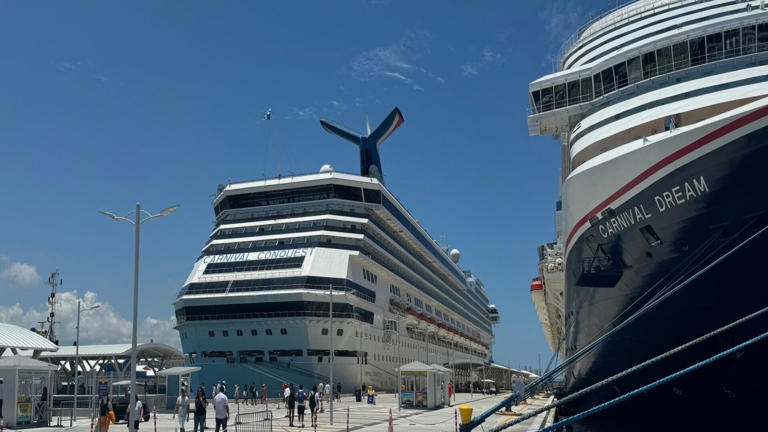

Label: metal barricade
[235,410,272,432]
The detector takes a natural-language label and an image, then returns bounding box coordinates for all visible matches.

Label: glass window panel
[672,42,690,70]
[706,32,724,62]
[627,56,643,84]
[554,83,567,109]
[540,87,553,112]
[642,51,658,79]
[758,23,768,52]
[743,25,756,54]
[601,67,615,94]
[531,90,541,113]
[567,80,580,105]
[724,29,740,58]
[689,36,706,66]
[613,62,628,89]
[580,77,593,102]
[593,73,603,98]
[656,46,673,75]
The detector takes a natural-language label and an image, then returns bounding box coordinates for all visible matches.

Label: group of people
[279,381,339,428]
[173,384,230,432]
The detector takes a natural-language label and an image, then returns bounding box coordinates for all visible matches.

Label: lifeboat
[531,277,556,352]
[405,315,419,329]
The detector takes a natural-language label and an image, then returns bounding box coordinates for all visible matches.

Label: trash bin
[354,389,362,402]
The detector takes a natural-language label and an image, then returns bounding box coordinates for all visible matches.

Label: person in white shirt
[213,386,229,432]
[173,386,189,432]
[283,386,291,418]
[128,396,143,431]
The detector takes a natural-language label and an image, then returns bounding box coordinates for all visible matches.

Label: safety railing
[235,409,273,432]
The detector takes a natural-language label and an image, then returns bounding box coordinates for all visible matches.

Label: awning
[156,366,201,376]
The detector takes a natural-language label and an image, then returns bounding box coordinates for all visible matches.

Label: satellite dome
[449,248,461,264]
[319,164,334,173]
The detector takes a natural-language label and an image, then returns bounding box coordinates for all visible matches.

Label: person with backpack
[308,386,317,428]
[287,384,296,427]
[296,385,306,428]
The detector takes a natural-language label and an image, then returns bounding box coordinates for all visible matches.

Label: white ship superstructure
[174,109,498,392]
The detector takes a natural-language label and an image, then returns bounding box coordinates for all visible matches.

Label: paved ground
[12,392,555,432]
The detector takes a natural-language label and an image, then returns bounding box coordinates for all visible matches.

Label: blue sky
[0,0,613,370]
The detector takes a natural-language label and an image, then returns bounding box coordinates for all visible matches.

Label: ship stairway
[459,220,768,432]
[243,361,328,388]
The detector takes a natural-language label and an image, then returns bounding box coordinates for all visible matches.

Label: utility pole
[329,284,334,425]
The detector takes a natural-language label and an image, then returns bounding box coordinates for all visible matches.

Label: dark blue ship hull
[560,122,768,431]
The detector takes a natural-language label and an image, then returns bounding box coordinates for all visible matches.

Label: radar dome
[319,164,334,173]
[449,248,460,264]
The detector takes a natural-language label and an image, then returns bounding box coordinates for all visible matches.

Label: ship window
[592,73,603,98]
[706,32,724,62]
[742,25,756,55]
[540,87,553,112]
[672,42,689,70]
[251,329,258,336]
[640,225,663,248]
[265,329,272,335]
[208,330,215,337]
[579,77,593,102]
[641,51,657,79]
[554,83,566,109]
[724,29,740,58]
[222,330,229,337]
[626,56,642,84]
[236,330,243,336]
[758,23,768,52]
[567,80,580,105]
[613,62,628,89]
[656,46,673,75]
[600,67,615,95]
[689,36,706,66]
[531,90,541,113]
[322,328,328,336]
[337,329,343,336]
[280,328,287,335]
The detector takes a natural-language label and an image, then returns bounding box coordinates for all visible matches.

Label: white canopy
[0,323,58,352]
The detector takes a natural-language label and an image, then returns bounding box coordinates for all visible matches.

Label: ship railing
[179,281,375,303]
[556,0,699,70]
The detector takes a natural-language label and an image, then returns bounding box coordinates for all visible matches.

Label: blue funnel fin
[319,119,363,146]
[366,107,404,148]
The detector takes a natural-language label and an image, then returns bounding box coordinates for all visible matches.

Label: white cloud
[346,30,443,91]
[460,47,504,78]
[0,257,41,287]
[0,290,180,348]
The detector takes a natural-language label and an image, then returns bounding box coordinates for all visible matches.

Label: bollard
[90,415,94,432]
[153,407,157,432]
[387,408,393,432]
[347,407,350,432]
[458,405,473,426]
[314,411,318,432]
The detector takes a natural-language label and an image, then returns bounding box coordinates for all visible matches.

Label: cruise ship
[174,108,499,394]
[527,1,768,430]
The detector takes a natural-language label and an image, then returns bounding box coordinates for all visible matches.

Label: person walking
[296,385,306,428]
[313,388,321,426]
[97,396,115,432]
[287,384,296,427]
[213,386,229,432]
[308,386,317,428]
[324,382,331,407]
[173,386,190,432]
[336,383,341,401]
[193,387,208,432]
[260,384,267,406]
[283,385,291,418]
[318,383,324,413]
[281,382,287,408]
[127,395,142,431]
[233,384,239,405]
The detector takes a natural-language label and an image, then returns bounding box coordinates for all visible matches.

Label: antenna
[46,270,62,345]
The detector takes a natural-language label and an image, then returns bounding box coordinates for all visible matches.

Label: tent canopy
[0,355,58,370]
[156,366,201,376]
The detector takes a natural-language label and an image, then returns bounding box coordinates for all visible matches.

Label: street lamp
[71,302,100,426]
[98,202,178,432]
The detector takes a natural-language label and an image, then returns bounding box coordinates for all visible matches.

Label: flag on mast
[264,108,272,120]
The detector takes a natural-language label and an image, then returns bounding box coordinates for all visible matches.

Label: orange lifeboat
[530,279,544,292]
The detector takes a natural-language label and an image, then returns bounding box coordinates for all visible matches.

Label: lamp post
[328,284,334,425]
[98,203,178,432]
[71,302,100,426]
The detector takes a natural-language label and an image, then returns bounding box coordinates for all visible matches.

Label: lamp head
[158,205,180,216]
